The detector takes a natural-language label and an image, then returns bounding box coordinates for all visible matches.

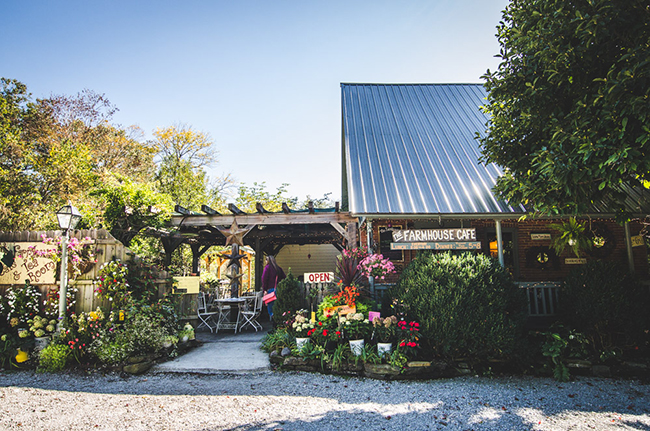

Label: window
[379,225,403,261]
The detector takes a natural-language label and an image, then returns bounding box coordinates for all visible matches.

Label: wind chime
[218,219,251,297]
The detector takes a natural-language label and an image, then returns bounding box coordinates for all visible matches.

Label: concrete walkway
[153,321,271,374]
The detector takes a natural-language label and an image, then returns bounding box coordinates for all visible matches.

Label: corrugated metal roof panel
[342,83,525,216]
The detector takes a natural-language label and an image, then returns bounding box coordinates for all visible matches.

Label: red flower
[318,321,323,326]
[323,330,328,336]
[400,342,406,347]
[414,322,419,328]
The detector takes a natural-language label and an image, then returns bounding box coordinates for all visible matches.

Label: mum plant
[372,315,398,343]
[291,310,314,338]
[340,312,371,341]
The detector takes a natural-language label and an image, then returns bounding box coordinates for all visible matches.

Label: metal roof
[341,83,526,217]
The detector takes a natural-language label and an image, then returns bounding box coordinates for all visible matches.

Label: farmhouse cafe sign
[390,228,481,251]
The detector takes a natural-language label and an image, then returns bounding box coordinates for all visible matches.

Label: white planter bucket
[349,339,365,356]
[377,342,392,357]
[296,337,310,350]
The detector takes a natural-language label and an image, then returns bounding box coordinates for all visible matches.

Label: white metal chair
[197,292,219,333]
[238,291,264,332]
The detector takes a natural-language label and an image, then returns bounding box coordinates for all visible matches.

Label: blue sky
[2,0,509,203]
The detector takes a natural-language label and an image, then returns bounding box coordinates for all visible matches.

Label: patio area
[152,320,272,374]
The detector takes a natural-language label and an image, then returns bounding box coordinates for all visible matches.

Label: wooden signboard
[0,242,56,285]
[323,304,356,318]
[392,228,477,243]
[391,242,481,250]
[631,235,645,247]
[304,272,335,283]
[565,258,587,265]
[174,276,200,294]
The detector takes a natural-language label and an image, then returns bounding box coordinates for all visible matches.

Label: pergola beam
[170,212,357,227]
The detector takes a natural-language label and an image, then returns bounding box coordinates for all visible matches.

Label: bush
[389,251,527,362]
[273,270,302,325]
[38,343,70,373]
[559,260,650,359]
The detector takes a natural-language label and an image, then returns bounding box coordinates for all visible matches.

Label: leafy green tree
[91,174,173,246]
[235,182,298,213]
[479,0,650,218]
[156,157,210,210]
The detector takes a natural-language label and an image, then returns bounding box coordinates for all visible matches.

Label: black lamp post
[56,202,82,326]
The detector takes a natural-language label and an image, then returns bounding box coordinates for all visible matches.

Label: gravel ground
[1,370,649,430]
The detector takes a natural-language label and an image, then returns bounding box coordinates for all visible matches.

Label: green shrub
[390,251,527,361]
[559,260,650,358]
[121,313,168,355]
[261,327,294,353]
[37,343,70,373]
[93,339,131,365]
[273,270,302,325]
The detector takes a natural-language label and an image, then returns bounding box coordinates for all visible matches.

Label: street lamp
[56,202,82,327]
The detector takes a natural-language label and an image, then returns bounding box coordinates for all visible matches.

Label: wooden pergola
[163,203,358,289]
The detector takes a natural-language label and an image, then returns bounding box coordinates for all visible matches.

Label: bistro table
[213,297,248,333]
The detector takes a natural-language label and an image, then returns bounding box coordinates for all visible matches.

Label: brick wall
[360,218,648,283]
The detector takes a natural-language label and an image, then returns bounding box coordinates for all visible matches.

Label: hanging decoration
[217,219,251,247]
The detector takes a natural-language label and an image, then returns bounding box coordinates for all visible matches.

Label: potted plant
[372,315,398,356]
[291,310,314,350]
[340,312,371,356]
[307,321,342,351]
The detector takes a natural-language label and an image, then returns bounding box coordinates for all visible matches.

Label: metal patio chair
[238,290,264,332]
[197,292,219,333]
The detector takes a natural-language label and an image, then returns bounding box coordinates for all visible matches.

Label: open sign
[304,272,334,283]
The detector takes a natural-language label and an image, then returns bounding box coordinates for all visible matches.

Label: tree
[478,0,650,218]
[152,123,216,169]
[0,79,160,230]
[91,174,173,247]
[235,182,298,213]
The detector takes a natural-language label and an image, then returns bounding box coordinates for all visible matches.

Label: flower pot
[377,342,392,357]
[325,340,338,351]
[296,337,310,350]
[34,336,51,353]
[15,348,29,363]
[349,339,365,356]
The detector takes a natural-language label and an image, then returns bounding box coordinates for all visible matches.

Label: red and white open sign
[304,272,334,283]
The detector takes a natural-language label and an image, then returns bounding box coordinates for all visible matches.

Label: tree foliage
[235,182,297,213]
[0,80,158,230]
[479,0,650,218]
[91,175,173,246]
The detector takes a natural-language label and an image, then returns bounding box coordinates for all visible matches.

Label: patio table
[213,297,247,333]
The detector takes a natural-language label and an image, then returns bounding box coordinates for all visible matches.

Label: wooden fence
[0,229,172,315]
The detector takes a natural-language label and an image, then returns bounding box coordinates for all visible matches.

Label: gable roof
[341,83,526,217]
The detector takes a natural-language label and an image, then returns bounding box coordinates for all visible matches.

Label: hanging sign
[0,242,56,285]
[390,228,479,250]
[304,272,334,283]
[392,228,477,243]
[565,258,587,265]
[631,235,645,247]
[391,242,481,250]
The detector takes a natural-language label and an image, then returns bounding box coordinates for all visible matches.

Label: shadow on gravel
[1,371,649,430]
